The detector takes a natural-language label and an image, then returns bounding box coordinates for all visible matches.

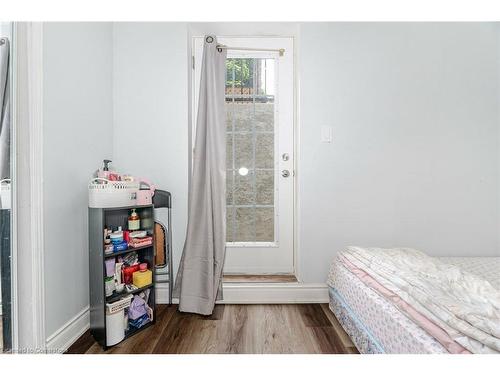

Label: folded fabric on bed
[339,255,470,354]
[328,258,448,353]
[340,247,500,354]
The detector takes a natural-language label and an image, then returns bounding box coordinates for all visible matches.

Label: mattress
[327,256,500,354]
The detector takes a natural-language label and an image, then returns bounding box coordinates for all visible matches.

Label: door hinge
[192,55,195,70]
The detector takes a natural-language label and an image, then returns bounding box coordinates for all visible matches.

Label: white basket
[89,178,139,208]
[106,295,133,314]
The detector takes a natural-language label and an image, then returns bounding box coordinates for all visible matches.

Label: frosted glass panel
[226,58,275,242]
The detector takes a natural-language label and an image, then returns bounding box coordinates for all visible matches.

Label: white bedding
[340,247,500,354]
[328,260,449,353]
[440,257,500,290]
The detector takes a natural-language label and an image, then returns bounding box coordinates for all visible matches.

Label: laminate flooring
[223,275,298,283]
[67,304,358,354]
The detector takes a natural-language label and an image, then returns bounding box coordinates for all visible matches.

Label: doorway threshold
[223,274,298,283]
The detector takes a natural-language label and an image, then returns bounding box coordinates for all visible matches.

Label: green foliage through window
[226,58,254,87]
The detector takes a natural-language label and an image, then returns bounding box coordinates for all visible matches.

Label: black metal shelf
[102,204,154,212]
[89,204,157,350]
[104,244,153,258]
[106,284,154,304]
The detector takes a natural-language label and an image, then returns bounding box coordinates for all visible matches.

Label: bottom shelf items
[105,287,154,347]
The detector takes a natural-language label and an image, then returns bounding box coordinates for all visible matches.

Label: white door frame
[13,21,46,352]
[191,36,296,275]
[9,20,18,352]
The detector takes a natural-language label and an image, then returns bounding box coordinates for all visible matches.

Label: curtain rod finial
[279,49,285,57]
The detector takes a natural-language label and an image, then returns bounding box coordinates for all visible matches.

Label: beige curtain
[174,36,227,315]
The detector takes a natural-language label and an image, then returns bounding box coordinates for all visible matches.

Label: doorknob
[281,170,290,178]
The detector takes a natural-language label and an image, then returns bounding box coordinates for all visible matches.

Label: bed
[327,249,500,354]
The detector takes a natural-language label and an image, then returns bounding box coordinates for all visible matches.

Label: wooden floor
[223,274,298,283]
[67,304,358,354]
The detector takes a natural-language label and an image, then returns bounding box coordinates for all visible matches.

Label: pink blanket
[339,255,470,354]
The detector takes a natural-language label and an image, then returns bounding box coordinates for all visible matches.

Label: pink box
[136,190,152,205]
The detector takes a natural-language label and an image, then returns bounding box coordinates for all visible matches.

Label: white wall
[188,22,299,37]
[0,22,11,38]
[43,22,113,337]
[498,23,500,254]
[40,23,500,338]
[299,23,500,282]
[112,23,189,282]
[112,22,500,286]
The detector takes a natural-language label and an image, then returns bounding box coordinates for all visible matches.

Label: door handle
[281,170,290,178]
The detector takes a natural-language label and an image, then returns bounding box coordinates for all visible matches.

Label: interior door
[193,37,294,274]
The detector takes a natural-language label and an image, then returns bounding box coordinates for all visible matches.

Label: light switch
[321,125,333,143]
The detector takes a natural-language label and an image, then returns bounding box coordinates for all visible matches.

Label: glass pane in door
[225,58,275,242]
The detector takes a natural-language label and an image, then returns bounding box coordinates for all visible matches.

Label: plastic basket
[88,178,139,208]
[106,295,133,314]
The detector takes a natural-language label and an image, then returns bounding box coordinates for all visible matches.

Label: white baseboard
[220,282,329,304]
[156,283,329,305]
[45,306,89,353]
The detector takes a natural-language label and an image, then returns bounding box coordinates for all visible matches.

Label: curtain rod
[216,44,285,57]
